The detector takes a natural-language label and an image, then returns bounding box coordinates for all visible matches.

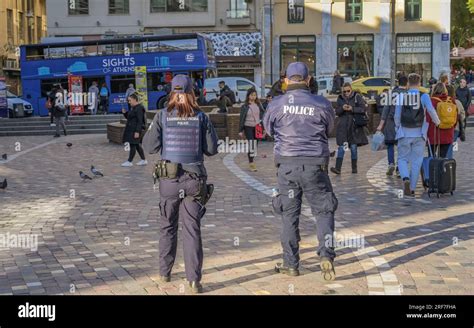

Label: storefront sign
[397,35,431,54]
[0,78,7,118]
[135,66,148,110]
[441,33,450,42]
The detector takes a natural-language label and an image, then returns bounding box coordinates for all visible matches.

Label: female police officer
[142,75,219,294]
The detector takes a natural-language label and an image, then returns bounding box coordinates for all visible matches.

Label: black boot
[330,158,343,175]
[351,159,358,174]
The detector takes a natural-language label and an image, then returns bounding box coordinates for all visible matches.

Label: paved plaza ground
[0,131,473,295]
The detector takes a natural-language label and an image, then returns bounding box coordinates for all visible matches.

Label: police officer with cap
[263,62,338,281]
[143,74,219,293]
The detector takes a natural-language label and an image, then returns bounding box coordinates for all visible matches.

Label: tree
[469,0,474,13]
[451,0,474,48]
[352,41,373,77]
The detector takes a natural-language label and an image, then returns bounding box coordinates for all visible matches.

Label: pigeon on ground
[67,143,73,148]
[91,166,104,177]
[0,178,7,189]
[1,154,7,160]
[79,171,93,181]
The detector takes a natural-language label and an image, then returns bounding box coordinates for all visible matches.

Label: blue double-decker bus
[20,33,217,116]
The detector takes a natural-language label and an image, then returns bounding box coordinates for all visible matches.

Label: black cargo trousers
[273,164,338,269]
[158,171,207,282]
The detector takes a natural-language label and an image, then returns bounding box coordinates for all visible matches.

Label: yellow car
[351,77,429,96]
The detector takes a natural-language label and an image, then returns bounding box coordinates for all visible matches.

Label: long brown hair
[431,82,447,97]
[244,88,261,107]
[166,92,200,118]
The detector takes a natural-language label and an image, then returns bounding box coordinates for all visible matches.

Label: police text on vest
[283,105,315,116]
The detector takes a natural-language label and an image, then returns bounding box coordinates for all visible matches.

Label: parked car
[351,76,430,96]
[203,77,264,104]
[7,91,34,118]
[316,75,353,96]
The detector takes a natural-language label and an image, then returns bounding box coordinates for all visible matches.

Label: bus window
[125,42,144,54]
[111,75,135,93]
[147,72,166,91]
[83,77,105,92]
[111,43,125,55]
[84,44,99,57]
[46,47,66,59]
[145,38,198,52]
[98,44,114,56]
[26,46,45,60]
[66,46,85,58]
[40,79,68,97]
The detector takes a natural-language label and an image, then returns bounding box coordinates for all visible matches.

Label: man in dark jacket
[456,79,472,125]
[308,75,319,95]
[270,73,286,97]
[217,81,235,113]
[50,86,67,138]
[263,62,338,281]
[331,70,344,95]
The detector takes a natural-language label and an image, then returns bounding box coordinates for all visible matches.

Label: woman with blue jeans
[376,77,408,176]
[331,83,369,175]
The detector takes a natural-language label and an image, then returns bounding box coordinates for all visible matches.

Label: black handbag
[353,113,369,127]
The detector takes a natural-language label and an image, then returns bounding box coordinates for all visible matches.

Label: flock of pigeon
[79,166,104,181]
[0,143,106,191]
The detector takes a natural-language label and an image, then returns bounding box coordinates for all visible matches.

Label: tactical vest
[161,109,203,164]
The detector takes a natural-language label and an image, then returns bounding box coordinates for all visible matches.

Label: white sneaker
[121,161,133,167]
[137,160,148,166]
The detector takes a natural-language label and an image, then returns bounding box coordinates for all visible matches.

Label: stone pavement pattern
[0,131,473,295]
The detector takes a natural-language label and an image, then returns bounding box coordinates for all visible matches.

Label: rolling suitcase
[427,128,456,198]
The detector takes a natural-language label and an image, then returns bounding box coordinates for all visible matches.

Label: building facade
[264,0,451,86]
[0,0,47,94]
[46,0,265,85]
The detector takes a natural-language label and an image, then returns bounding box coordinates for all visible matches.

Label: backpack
[432,97,457,129]
[100,87,108,97]
[401,92,425,128]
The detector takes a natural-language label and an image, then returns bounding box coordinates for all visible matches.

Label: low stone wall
[108,103,380,144]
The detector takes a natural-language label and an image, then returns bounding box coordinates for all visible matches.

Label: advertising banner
[68,74,84,114]
[135,66,148,110]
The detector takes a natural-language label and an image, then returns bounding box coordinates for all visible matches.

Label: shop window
[280,36,316,75]
[337,35,373,78]
[109,0,129,15]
